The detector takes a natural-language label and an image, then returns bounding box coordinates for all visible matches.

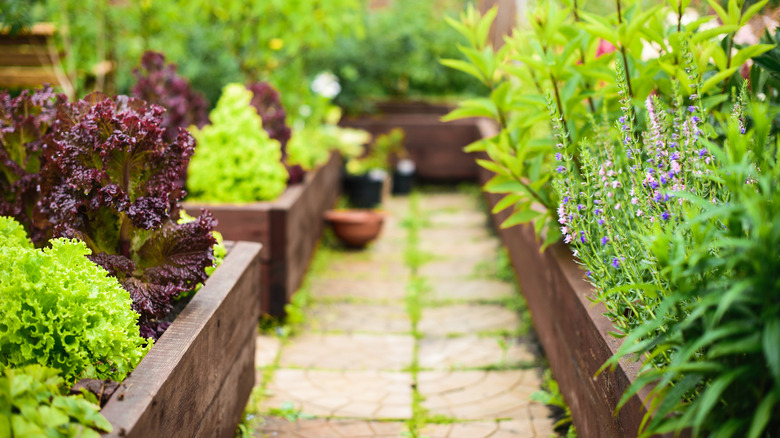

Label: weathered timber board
[100,241,262,438]
[475,120,665,438]
[340,105,481,182]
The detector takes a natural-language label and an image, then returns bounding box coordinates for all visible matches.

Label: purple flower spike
[611,258,620,268]
[662,211,670,221]
[699,148,707,157]
[580,231,587,243]
[563,196,569,204]
[601,236,609,245]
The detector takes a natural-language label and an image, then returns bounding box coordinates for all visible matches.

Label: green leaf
[707,0,729,25]
[700,66,739,93]
[748,392,777,438]
[492,194,521,214]
[731,44,775,69]
[477,6,499,49]
[741,0,770,26]
[603,283,659,300]
[502,208,542,228]
[440,58,486,83]
[475,158,505,175]
[763,318,780,386]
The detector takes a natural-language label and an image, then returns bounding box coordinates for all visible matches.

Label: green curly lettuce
[0,365,112,437]
[187,83,288,203]
[0,217,151,386]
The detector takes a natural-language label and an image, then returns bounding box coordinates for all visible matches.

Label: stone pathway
[247,191,555,437]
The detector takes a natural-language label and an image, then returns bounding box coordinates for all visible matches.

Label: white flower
[311,72,341,98]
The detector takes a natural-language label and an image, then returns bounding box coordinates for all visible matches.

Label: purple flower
[587,270,592,277]
[654,192,663,202]
[594,208,602,215]
[577,204,585,211]
[611,258,620,268]
[555,153,563,161]
[619,116,626,124]
[661,211,670,221]
[650,180,659,189]
[563,196,569,204]
[692,116,701,123]
[688,105,695,113]
[699,148,707,157]
[601,236,609,245]
[598,218,605,226]
[580,231,587,243]
[557,166,566,173]
[624,136,631,145]
[671,152,680,161]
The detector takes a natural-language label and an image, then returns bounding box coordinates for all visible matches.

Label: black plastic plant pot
[344,171,385,208]
[392,171,413,195]
[392,159,415,195]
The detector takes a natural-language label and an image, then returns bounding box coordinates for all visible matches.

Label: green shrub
[187,84,289,203]
[0,364,112,437]
[0,217,151,386]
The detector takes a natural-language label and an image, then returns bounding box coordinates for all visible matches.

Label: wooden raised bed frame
[101,241,262,438]
[474,120,661,438]
[339,101,481,182]
[183,152,341,316]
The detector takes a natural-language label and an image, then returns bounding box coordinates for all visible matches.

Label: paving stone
[262,369,412,419]
[428,210,490,229]
[421,419,540,438]
[256,335,282,367]
[417,227,491,245]
[320,259,407,280]
[418,336,534,370]
[418,304,520,336]
[418,193,478,212]
[418,239,500,261]
[306,303,410,333]
[417,370,542,420]
[418,258,487,279]
[279,333,414,371]
[260,417,405,438]
[427,278,515,302]
[310,278,407,301]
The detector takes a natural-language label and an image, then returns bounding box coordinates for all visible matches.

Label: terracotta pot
[324,209,385,248]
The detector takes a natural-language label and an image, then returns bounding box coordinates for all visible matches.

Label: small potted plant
[343,127,406,208]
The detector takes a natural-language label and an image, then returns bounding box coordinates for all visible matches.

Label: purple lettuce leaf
[0,86,66,245]
[247,81,291,148]
[132,51,210,143]
[39,93,215,337]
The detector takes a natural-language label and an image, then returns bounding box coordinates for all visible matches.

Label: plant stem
[572,0,597,113]
[616,0,634,99]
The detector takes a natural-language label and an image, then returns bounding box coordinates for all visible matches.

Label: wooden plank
[192,329,256,438]
[100,241,262,438]
[0,66,59,87]
[0,47,60,66]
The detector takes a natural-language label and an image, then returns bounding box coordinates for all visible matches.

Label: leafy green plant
[345,128,405,175]
[187,83,289,203]
[1,88,218,339]
[305,0,485,114]
[443,0,773,249]
[603,102,780,437]
[0,365,112,437]
[0,216,150,386]
[531,369,577,437]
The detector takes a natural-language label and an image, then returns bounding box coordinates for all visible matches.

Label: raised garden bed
[475,119,659,438]
[183,152,341,316]
[100,241,262,438]
[339,101,481,182]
